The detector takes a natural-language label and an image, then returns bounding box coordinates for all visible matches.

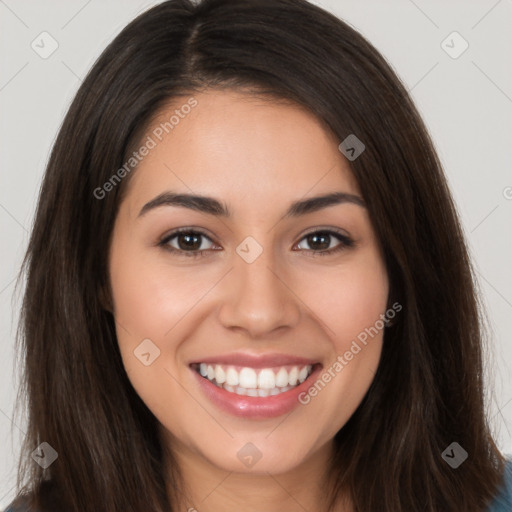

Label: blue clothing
[488,457,512,511]
[4,458,512,511]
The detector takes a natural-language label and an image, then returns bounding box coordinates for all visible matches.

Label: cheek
[295,252,389,430]
[302,251,389,344]
[109,239,200,338]
[109,245,193,421]
[108,234,223,411]
[108,232,177,374]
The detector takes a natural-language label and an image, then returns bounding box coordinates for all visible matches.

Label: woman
[5,0,511,510]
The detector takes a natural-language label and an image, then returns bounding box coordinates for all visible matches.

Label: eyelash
[158,227,355,259]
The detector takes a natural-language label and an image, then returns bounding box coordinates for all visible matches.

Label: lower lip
[191,364,322,419]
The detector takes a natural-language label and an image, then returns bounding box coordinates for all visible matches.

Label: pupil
[308,233,329,250]
[179,233,200,250]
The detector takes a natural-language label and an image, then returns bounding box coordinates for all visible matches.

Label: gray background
[1,0,511,507]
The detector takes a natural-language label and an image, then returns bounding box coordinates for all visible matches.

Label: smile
[191,362,315,397]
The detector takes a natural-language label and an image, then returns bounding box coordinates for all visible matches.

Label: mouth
[188,352,324,419]
[190,362,321,397]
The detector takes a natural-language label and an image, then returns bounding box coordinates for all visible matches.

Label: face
[108,89,389,477]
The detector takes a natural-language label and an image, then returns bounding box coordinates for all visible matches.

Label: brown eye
[159,229,216,258]
[173,232,203,251]
[295,230,354,256]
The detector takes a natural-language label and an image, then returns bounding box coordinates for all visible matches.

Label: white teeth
[226,367,239,386]
[215,365,226,384]
[258,368,275,389]
[195,363,316,393]
[275,367,289,387]
[288,367,299,386]
[239,367,257,388]
[209,381,297,397]
[298,366,309,383]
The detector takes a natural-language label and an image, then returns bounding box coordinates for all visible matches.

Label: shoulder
[487,457,512,511]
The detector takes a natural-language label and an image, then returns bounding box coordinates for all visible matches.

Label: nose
[217,244,302,338]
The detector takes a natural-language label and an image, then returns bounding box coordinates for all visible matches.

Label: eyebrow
[138,191,366,219]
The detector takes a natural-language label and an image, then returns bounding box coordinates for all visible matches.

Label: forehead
[122,89,361,215]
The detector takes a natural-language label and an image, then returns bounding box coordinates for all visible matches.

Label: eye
[294,229,354,256]
[159,228,217,258]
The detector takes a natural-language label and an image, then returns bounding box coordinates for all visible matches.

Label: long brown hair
[10,0,506,510]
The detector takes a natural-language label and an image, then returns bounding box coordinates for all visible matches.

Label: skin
[108,89,389,512]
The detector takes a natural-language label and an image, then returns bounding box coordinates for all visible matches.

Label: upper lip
[189,352,321,369]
